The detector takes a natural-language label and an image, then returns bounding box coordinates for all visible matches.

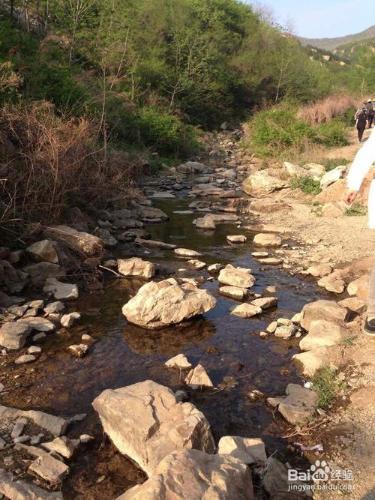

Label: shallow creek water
[1,198,326,498]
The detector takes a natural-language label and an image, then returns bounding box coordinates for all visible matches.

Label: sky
[248,0,374,39]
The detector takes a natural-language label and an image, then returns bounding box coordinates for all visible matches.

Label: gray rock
[185,364,214,388]
[92,380,215,476]
[267,384,318,425]
[44,225,103,257]
[15,354,36,364]
[117,449,253,500]
[0,468,63,499]
[43,278,79,300]
[42,436,79,459]
[44,301,65,315]
[117,257,155,279]
[60,312,81,328]
[28,454,69,485]
[23,262,65,287]
[0,321,32,349]
[26,240,59,264]
[0,405,67,436]
[165,354,192,370]
[20,317,55,332]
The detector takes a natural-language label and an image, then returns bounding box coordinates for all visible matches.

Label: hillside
[300,25,375,51]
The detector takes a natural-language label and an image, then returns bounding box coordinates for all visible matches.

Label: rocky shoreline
[0,130,374,498]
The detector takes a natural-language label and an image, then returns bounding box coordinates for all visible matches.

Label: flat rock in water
[231,303,262,319]
[252,252,269,258]
[207,263,223,273]
[219,286,247,300]
[43,278,79,300]
[218,264,255,288]
[253,233,282,247]
[28,454,69,485]
[267,383,318,425]
[187,259,206,270]
[0,321,32,350]
[318,273,345,294]
[68,344,89,358]
[122,279,216,329]
[165,354,192,370]
[258,257,283,265]
[251,297,277,310]
[194,215,216,230]
[117,257,155,279]
[306,263,333,278]
[226,235,247,244]
[0,468,63,500]
[135,238,176,250]
[92,380,215,476]
[117,449,253,500]
[217,436,267,465]
[185,364,213,388]
[174,248,202,258]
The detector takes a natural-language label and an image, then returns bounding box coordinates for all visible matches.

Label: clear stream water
[1,197,324,498]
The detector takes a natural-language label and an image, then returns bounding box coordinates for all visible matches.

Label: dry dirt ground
[246,128,375,499]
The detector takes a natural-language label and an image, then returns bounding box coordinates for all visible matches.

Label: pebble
[14,354,36,365]
[27,346,42,354]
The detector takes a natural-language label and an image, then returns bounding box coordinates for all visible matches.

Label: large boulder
[300,300,349,331]
[26,240,59,264]
[242,172,287,196]
[44,225,103,257]
[217,436,267,465]
[218,265,255,289]
[92,381,215,476]
[117,449,253,500]
[299,320,350,351]
[315,179,346,204]
[0,469,63,500]
[283,161,306,178]
[122,279,216,329]
[303,163,325,179]
[117,257,155,279]
[293,346,341,377]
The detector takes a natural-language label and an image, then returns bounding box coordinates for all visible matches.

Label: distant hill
[299,25,375,51]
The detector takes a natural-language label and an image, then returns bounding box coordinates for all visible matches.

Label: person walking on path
[346,127,375,335]
[366,99,374,129]
[355,105,368,142]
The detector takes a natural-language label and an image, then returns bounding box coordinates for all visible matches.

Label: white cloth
[346,128,375,228]
[347,128,375,192]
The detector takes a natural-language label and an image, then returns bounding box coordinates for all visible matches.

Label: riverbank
[0,127,374,499]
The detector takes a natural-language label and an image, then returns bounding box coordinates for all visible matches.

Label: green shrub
[312,367,344,408]
[248,105,315,157]
[290,176,321,195]
[316,120,349,147]
[323,158,349,171]
[345,203,367,216]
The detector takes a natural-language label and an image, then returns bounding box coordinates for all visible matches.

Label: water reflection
[123,319,215,355]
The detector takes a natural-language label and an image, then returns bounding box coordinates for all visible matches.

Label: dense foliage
[0,0,334,153]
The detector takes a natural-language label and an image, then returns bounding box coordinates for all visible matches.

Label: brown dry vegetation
[0,102,141,232]
[297,94,357,124]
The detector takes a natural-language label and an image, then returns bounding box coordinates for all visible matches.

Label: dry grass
[298,94,357,124]
[0,101,140,231]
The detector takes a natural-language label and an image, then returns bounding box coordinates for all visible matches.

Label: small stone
[27,346,42,354]
[15,354,36,364]
[291,313,302,324]
[13,435,30,444]
[81,333,94,342]
[174,248,202,258]
[26,240,58,264]
[60,312,81,328]
[165,354,192,370]
[219,286,247,300]
[185,364,214,388]
[174,390,188,402]
[68,344,89,358]
[43,278,79,300]
[251,297,277,310]
[32,332,47,342]
[20,317,55,332]
[258,257,283,265]
[274,324,296,339]
[44,301,65,315]
[252,252,269,258]
[42,436,78,459]
[187,259,206,270]
[207,263,223,273]
[79,434,94,444]
[30,433,44,445]
[253,233,282,247]
[28,454,69,484]
[218,436,267,465]
[259,331,268,338]
[226,235,247,244]
[231,303,262,318]
[266,321,278,334]
[11,417,27,439]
